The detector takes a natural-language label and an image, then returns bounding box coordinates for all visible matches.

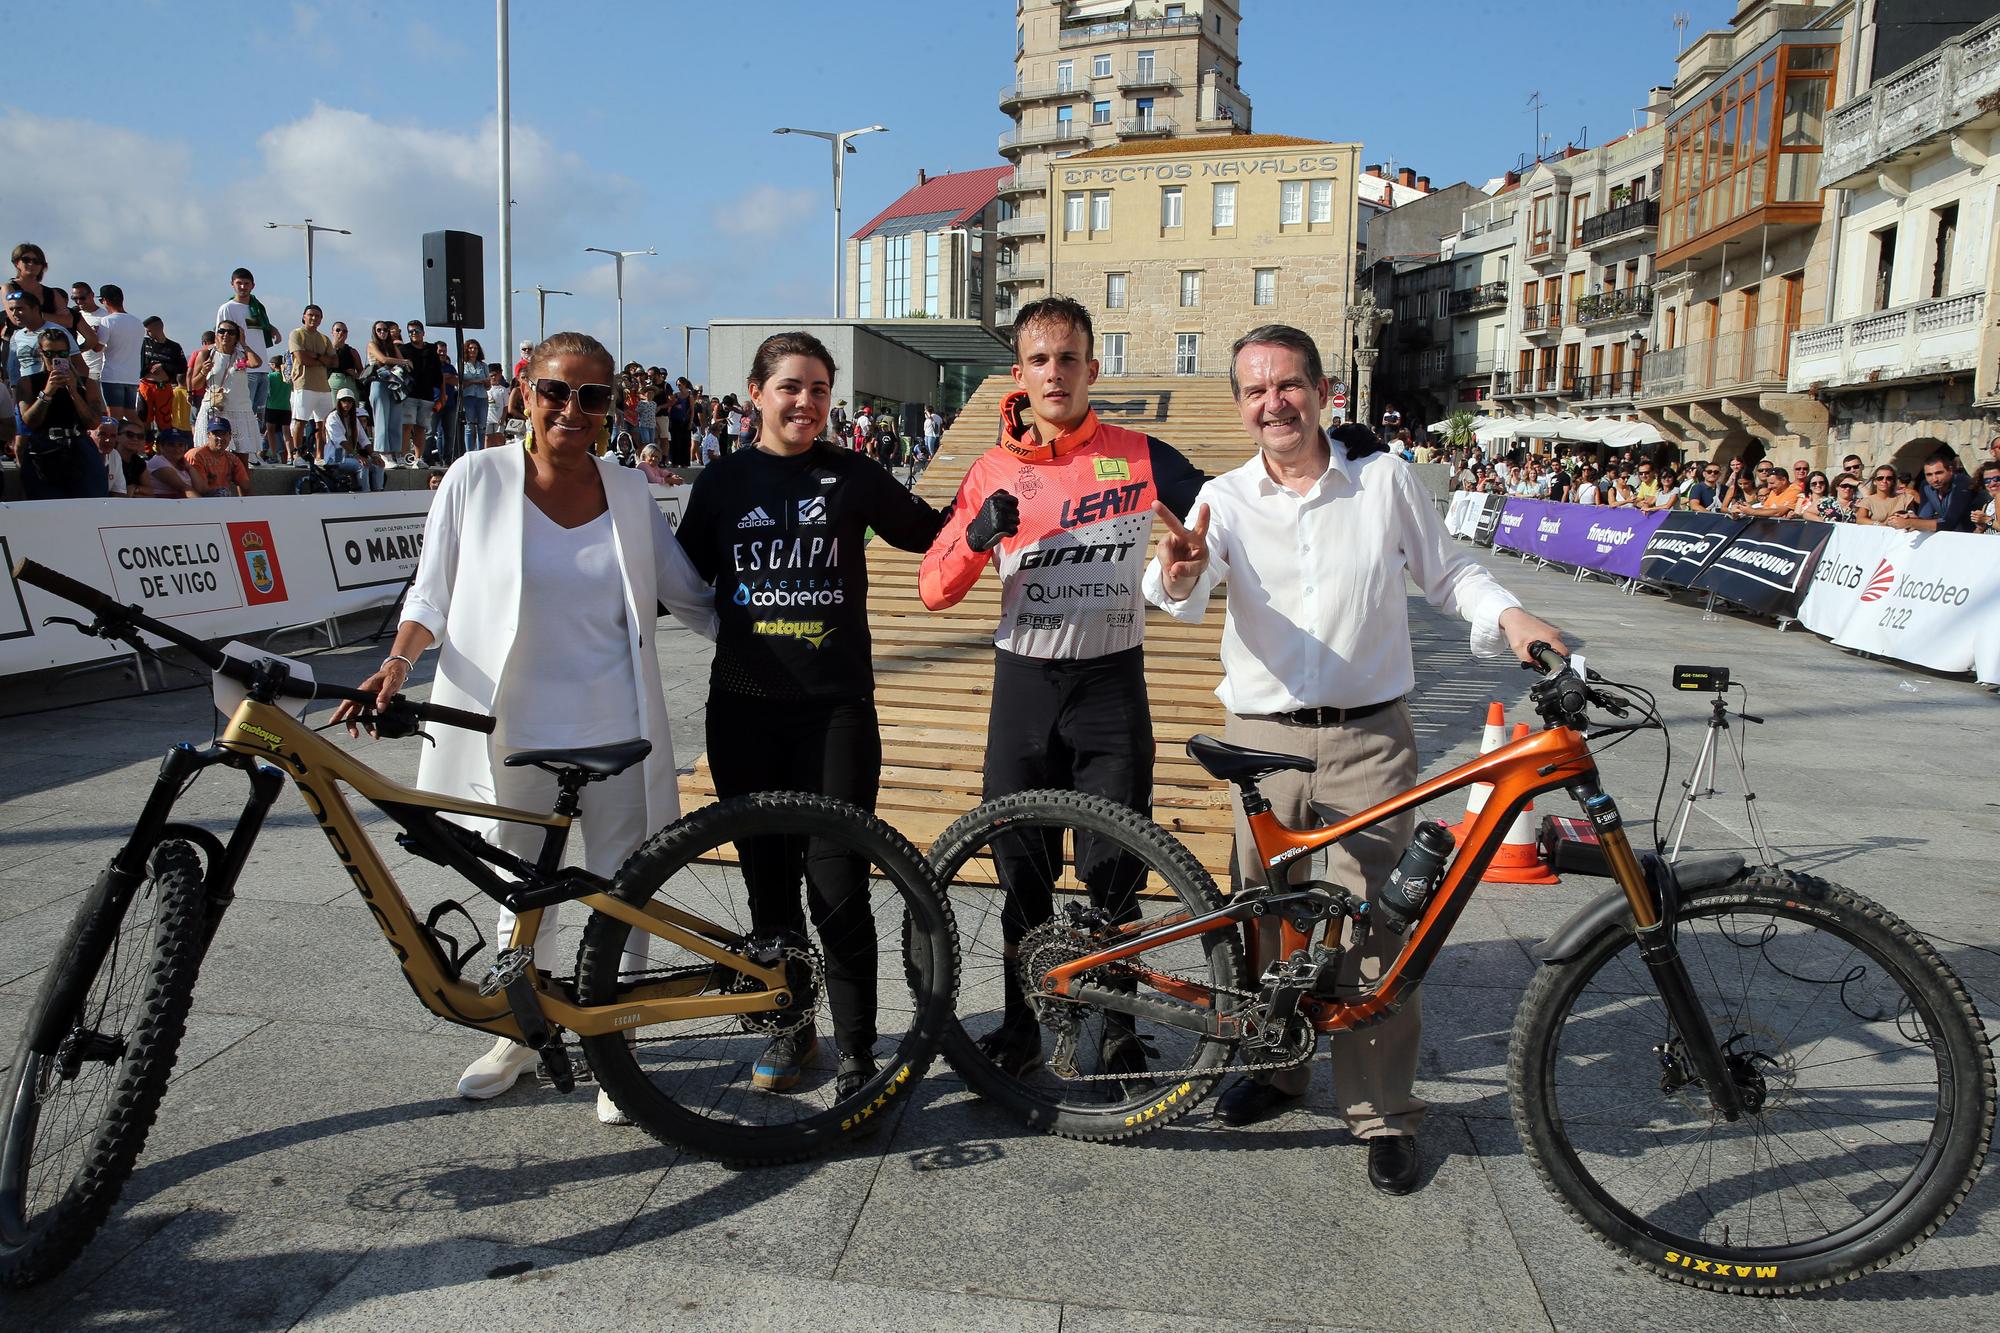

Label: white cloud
[713,184,821,241]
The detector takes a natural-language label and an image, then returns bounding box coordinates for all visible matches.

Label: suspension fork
[1574,778,1746,1122]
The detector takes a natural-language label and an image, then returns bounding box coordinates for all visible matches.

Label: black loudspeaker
[422,230,484,329]
[900,402,925,439]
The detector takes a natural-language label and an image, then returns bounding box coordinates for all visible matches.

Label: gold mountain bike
[0,559,959,1287]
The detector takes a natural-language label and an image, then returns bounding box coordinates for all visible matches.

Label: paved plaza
[1,548,1996,1331]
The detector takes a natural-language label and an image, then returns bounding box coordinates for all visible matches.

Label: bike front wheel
[931,791,1247,1142]
[0,841,208,1288]
[575,793,958,1165]
[1509,870,1994,1295]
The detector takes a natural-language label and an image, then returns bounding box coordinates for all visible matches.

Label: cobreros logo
[733,584,844,608]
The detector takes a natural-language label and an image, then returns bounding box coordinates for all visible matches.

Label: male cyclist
[920,294,1204,1083]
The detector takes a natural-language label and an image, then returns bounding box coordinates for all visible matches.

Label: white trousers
[487,747,651,977]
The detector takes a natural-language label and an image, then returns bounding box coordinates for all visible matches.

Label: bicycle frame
[1044,723,1659,1037]
[104,695,792,1043]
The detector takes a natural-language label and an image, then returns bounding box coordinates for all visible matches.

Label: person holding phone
[15,322,110,499]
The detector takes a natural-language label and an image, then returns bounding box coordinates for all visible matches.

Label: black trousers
[706,693,882,1055]
[982,647,1154,957]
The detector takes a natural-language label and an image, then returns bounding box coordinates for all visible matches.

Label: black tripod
[1667,691,1774,864]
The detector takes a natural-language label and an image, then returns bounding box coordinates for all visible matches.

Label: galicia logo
[737,507,777,529]
[1813,557,1863,590]
[1859,559,1895,603]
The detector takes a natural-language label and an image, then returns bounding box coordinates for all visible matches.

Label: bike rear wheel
[0,841,208,1287]
[931,791,1247,1141]
[575,794,958,1165]
[1509,870,1994,1294]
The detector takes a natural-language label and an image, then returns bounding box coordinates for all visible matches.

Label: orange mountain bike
[929,645,1993,1295]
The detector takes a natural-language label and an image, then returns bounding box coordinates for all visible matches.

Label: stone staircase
[679,374,1253,878]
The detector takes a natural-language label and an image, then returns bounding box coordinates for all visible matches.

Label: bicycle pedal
[477,948,530,998]
[537,1040,577,1095]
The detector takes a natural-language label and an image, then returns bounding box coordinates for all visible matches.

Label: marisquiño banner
[1799,523,2000,683]
[1492,499,1669,578]
[0,482,691,678]
[1687,517,1831,618]
[1637,512,1746,588]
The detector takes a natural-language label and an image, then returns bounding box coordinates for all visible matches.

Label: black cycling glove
[966,489,1020,552]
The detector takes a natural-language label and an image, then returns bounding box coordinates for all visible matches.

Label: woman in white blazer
[335,331,717,1123]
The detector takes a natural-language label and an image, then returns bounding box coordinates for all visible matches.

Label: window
[1092,99,1111,124]
[856,241,873,318]
[1570,194,1588,246]
[1057,104,1075,130]
[1930,203,1958,299]
[1136,50,1156,81]
[1092,53,1111,79]
[1102,333,1127,375]
[1089,190,1110,233]
[1165,3,1184,16]
[1212,183,1236,228]
[1064,192,1086,234]
[1871,224,1898,312]
[1253,268,1276,306]
[1179,270,1201,307]
[1309,179,1333,224]
[1161,186,1184,228]
[1135,96,1155,129]
[1529,194,1554,252]
[1106,273,1127,309]
[923,234,940,316]
[1280,180,1304,225]
[1056,60,1074,92]
[882,235,913,317]
[1175,332,1200,375]
[1016,24,1023,53]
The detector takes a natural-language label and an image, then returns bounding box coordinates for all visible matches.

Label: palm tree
[1445,408,1478,450]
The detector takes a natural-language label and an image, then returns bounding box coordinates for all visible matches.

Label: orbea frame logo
[1860,559,1895,603]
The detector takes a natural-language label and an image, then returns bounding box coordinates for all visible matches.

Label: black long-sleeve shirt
[677,442,944,699]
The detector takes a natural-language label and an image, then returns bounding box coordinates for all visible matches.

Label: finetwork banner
[1799,523,2000,683]
[1492,499,1668,578]
[0,483,691,678]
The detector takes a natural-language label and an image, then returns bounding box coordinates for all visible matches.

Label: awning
[859,318,1015,367]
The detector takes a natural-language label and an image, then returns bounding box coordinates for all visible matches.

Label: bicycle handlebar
[13,558,496,737]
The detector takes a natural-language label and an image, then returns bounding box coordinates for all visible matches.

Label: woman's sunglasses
[533,378,614,415]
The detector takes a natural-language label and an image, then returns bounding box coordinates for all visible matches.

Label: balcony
[1451,353,1499,380]
[1493,372,1531,398]
[1447,280,1508,315]
[998,122,1092,156]
[1118,64,1179,91]
[1575,284,1654,326]
[996,169,1047,197]
[1579,198,1659,249]
[999,79,1088,111]
[1786,292,1985,392]
[1820,16,2000,189]
[1058,14,1202,48]
[1521,302,1563,336]
[1524,235,1566,267]
[996,263,1047,286]
[1638,323,1798,401]
[996,213,1047,239]
[1116,115,1176,138]
[1573,370,1641,402]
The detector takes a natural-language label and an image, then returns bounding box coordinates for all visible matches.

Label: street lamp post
[264,219,350,307]
[772,124,887,318]
[512,286,573,344]
[582,246,654,370]
[664,324,710,381]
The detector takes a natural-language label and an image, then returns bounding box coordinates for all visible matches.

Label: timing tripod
[1667,690,1776,864]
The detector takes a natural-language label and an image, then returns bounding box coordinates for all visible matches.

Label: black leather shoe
[1214,1076,1302,1126]
[1366,1134,1421,1195]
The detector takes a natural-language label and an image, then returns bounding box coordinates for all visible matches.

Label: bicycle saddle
[1185,734,1314,783]
[502,738,652,778]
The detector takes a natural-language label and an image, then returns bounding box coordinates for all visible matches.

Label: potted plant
[1608,184,1633,207]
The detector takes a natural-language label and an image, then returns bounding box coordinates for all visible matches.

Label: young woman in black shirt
[676,331,943,1099]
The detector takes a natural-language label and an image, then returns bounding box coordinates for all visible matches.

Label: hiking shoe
[836,1051,877,1101]
[751,1026,819,1092]
[975,1012,1044,1078]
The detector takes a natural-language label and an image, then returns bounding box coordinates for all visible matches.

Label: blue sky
[9,0,1733,383]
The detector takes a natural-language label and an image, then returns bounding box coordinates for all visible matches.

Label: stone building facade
[1042,134,1359,378]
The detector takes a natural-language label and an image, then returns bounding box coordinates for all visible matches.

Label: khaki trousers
[1225,703,1427,1139]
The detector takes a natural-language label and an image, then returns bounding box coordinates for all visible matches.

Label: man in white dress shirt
[1142,323,1567,1195]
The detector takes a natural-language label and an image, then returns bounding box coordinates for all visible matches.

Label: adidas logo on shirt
[737,506,777,529]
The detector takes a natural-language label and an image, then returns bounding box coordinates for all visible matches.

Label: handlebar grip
[411,700,497,735]
[13,558,119,617]
[1527,640,1569,675]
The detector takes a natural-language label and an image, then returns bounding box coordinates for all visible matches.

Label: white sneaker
[456,1036,538,1100]
[596,1090,633,1126]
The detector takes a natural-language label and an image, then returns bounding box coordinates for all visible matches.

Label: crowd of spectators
[1432,432,1998,534]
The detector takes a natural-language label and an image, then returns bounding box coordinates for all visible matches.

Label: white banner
[1445,491,1500,540]
[1799,524,2000,684]
[1,481,691,678]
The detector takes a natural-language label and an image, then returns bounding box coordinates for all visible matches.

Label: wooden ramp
[679,374,1258,880]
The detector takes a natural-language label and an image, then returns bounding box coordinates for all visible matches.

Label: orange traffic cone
[1448,703,1508,840]
[1482,723,1560,885]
